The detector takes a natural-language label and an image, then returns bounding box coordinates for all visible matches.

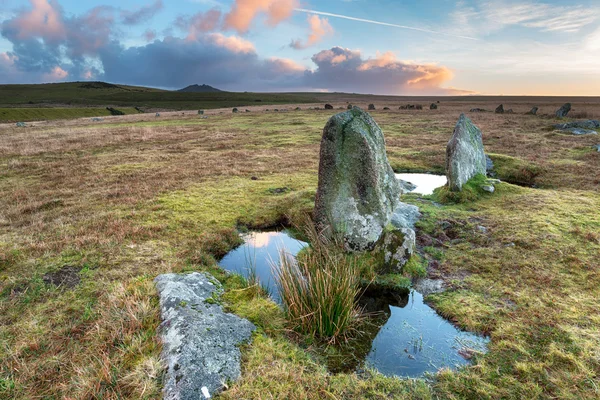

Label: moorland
[0,85,599,399]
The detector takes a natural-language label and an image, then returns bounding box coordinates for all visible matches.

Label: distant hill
[178,84,223,93]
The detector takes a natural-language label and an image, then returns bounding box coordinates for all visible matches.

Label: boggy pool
[396,173,447,195]
[219,230,488,378]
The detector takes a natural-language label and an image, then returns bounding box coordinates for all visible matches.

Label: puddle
[219,231,488,378]
[363,289,489,378]
[396,173,447,195]
[219,230,307,302]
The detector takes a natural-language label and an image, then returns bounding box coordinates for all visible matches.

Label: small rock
[324,104,334,110]
[567,128,598,135]
[295,107,301,110]
[368,104,376,110]
[155,113,160,117]
[390,203,421,231]
[430,103,438,110]
[232,108,238,113]
[554,120,600,130]
[347,104,353,109]
[526,107,538,115]
[470,108,486,112]
[198,110,204,115]
[382,226,416,272]
[504,242,516,247]
[16,121,26,127]
[413,278,444,296]
[555,103,571,118]
[495,104,504,114]
[485,155,494,174]
[594,144,600,152]
[383,107,390,110]
[481,184,495,193]
[476,225,488,234]
[245,109,250,112]
[397,179,417,194]
[250,176,259,180]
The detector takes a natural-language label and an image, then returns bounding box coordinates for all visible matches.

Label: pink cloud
[143,29,157,42]
[307,47,460,95]
[43,66,68,81]
[224,0,298,33]
[290,15,333,49]
[181,9,223,41]
[9,0,66,43]
[208,33,256,54]
[265,57,305,73]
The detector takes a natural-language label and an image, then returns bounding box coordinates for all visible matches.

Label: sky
[0,0,599,95]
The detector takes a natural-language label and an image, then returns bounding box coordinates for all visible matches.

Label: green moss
[432,174,490,204]
[402,254,427,278]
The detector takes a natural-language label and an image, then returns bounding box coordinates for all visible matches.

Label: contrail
[294,8,479,41]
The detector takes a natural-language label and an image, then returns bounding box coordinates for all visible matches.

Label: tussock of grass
[488,153,543,186]
[275,224,361,341]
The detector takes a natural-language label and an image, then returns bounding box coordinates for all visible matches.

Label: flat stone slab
[155,272,255,400]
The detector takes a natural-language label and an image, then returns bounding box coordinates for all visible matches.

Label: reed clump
[274,224,361,342]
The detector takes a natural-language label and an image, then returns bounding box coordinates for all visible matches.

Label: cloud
[224,0,298,33]
[176,8,222,40]
[2,0,66,43]
[143,29,157,42]
[120,0,163,26]
[98,34,304,90]
[0,2,466,95]
[450,0,598,36]
[290,15,333,49]
[306,47,457,95]
[43,65,68,81]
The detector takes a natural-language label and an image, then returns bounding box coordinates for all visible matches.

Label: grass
[0,107,140,122]
[0,96,599,399]
[0,81,322,111]
[275,223,362,341]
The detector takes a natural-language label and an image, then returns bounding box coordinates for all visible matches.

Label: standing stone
[155,272,255,400]
[495,104,504,114]
[430,103,438,110]
[325,104,334,110]
[446,114,487,191]
[556,103,571,118]
[232,108,238,113]
[526,107,538,115]
[198,110,204,115]
[314,108,401,251]
[368,104,376,110]
[347,104,353,109]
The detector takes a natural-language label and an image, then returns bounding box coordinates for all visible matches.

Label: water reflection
[219,230,307,302]
[396,173,447,195]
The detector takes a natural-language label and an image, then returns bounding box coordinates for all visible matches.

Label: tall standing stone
[556,103,571,118]
[446,114,486,191]
[314,108,401,251]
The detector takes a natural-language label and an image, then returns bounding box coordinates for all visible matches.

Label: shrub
[106,107,125,116]
[274,223,361,342]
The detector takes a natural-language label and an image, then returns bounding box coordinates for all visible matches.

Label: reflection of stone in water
[358,286,410,314]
